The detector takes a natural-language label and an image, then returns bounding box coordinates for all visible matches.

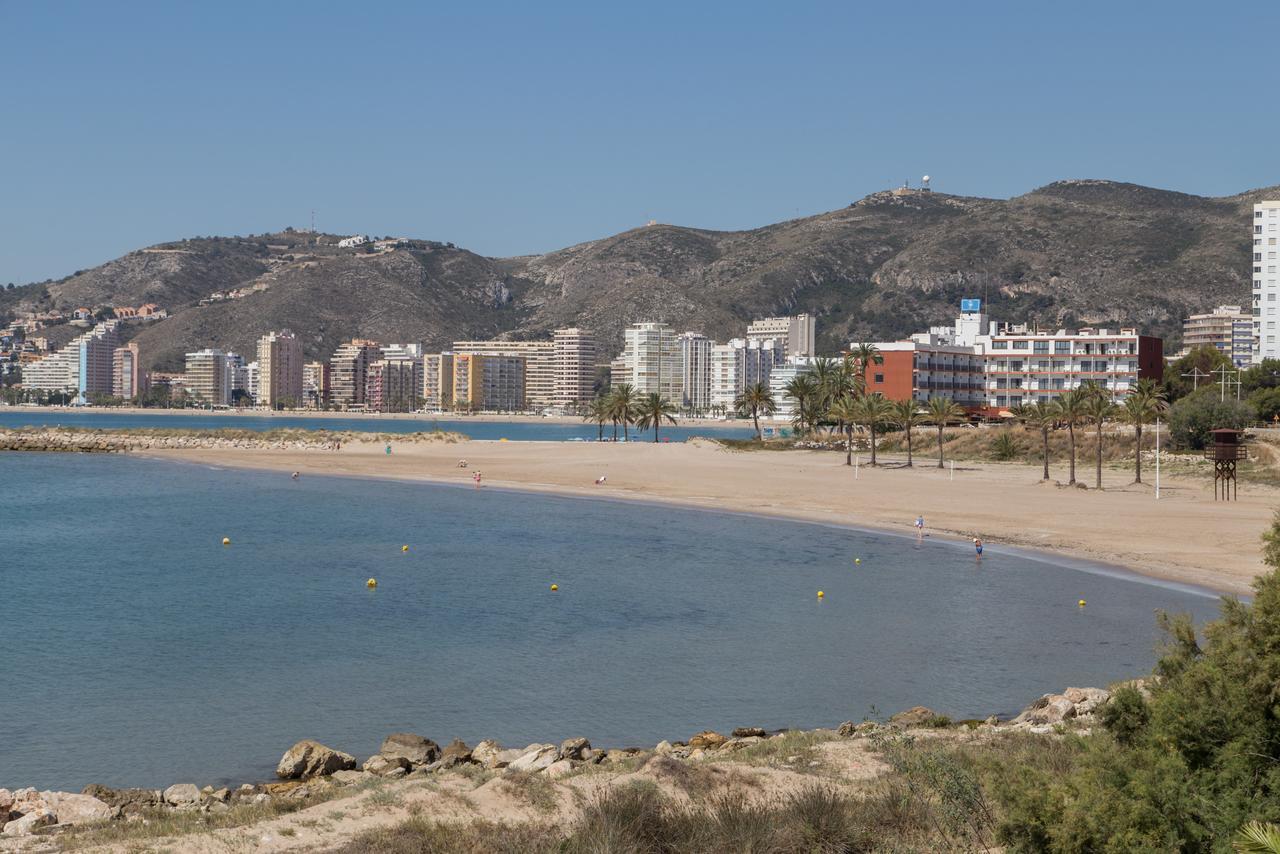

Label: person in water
[974,537,983,559]
[914,515,925,538]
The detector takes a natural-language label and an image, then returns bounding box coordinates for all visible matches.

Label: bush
[1166,388,1254,450]
[1249,387,1280,424]
[1098,684,1150,747]
[991,429,1020,461]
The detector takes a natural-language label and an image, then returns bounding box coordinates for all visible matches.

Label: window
[873,373,884,384]
[996,378,1007,389]
[1009,360,1023,371]
[1010,378,1022,389]
[996,395,1007,407]
[1258,253,1264,261]
[1033,341,1049,353]
[1055,342,1071,354]
[991,340,1008,350]
[1012,340,1028,350]
[1078,360,1092,371]
[1270,293,1276,301]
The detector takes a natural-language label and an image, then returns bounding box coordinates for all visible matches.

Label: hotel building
[366,356,423,412]
[22,322,121,402]
[1255,201,1280,362]
[452,339,553,409]
[111,342,146,399]
[678,332,713,412]
[329,339,381,409]
[423,353,454,410]
[614,322,682,401]
[184,349,229,406]
[303,361,330,408]
[863,340,986,408]
[552,328,598,411]
[1179,305,1254,367]
[709,338,782,410]
[452,353,524,411]
[746,314,816,359]
[257,330,305,408]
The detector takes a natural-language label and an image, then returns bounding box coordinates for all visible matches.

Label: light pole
[1155,417,1160,500]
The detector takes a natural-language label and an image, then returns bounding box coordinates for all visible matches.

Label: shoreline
[139,439,1267,596]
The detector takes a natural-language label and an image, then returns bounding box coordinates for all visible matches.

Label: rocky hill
[3,179,1272,369]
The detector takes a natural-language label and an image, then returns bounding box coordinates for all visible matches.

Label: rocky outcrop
[0,788,114,837]
[362,754,411,778]
[0,427,463,455]
[687,730,728,749]
[889,706,941,728]
[1010,687,1111,727]
[441,739,473,765]
[378,733,440,767]
[275,740,357,780]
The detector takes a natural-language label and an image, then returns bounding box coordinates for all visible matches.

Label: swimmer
[291,471,299,480]
[974,537,984,560]
[473,471,482,488]
[914,515,925,538]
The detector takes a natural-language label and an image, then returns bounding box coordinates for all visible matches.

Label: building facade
[423,353,454,410]
[303,361,330,409]
[746,314,816,359]
[184,349,229,406]
[710,338,780,410]
[452,353,524,411]
[862,340,986,408]
[677,332,713,413]
[257,330,305,409]
[329,339,380,409]
[366,357,423,412]
[452,340,553,409]
[1180,305,1254,367]
[1255,201,1280,362]
[616,322,682,402]
[552,328,598,411]
[111,343,146,400]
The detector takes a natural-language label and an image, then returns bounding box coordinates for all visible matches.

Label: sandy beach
[147,439,1275,596]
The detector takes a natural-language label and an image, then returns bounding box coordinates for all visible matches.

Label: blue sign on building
[960,298,982,313]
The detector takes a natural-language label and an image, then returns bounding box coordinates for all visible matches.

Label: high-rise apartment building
[616,322,682,401]
[225,352,247,403]
[184,349,229,406]
[303,361,330,409]
[111,343,146,400]
[746,314,816,359]
[329,339,380,409]
[423,353,454,410]
[24,322,120,401]
[257,330,304,408]
[453,353,525,411]
[678,332,712,412]
[1180,305,1253,367]
[366,357,423,412]
[552,328,598,410]
[452,340,553,409]
[1254,202,1280,362]
[710,338,781,410]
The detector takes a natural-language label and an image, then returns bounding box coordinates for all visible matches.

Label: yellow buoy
[854,558,861,565]
[550,584,559,591]
[1078,599,1087,608]
[222,537,231,546]
[401,545,409,552]
[367,578,378,589]
[817,590,825,598]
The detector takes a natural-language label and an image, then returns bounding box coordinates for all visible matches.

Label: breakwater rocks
[0,427,463,454]
[0,685,1115,838]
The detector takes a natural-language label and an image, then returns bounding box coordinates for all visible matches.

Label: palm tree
[608,383,639,442]
[848,342,884,377]
[809,357,842,407]
[1052,388,1090,486]
[889,399,926,467]
[734,382,776,440]
[784,374,822,436]
[1118,378,1168,484]
[1080,382,1115,489]
[1235,821,1280,853]
[582,396,609,442]
[851,393,894,465]
[1013,400,1057,481]
[925,397,966,469]
[634,393,678,442]
[827,396,861,466]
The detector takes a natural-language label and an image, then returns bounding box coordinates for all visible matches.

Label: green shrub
[991,429,1020,461]
[1098,684,1150,747]
[1167,388,1254,450]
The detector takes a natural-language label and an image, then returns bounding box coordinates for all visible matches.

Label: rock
[984,716,999,727]
[441,738,473,764]
[1063,687,1110,716]
[559,737,591,761]
[688,730,728,749]
[276,740,357,779]
[508,744,559,772]
[330,770,368,786]
[720,736,763,751]
[410,760,445,776]
[889,706,940,728]
[493,748,527,768]
[731,727,767,738]
[1013,694,1077,725]
[543,759,575,779]
[363,754,412,777]
[2,809,54,837]
[378,733,440,767]
[263,781,307,797]
[42,792,115,824]
[604,749,641,763]
[251,793,272,805]
[836,721,858,737]
[472,740,504,768]
[654,740,674,756]
[163,783,202,807]
[208,788,230,804]
[855,722,880,736]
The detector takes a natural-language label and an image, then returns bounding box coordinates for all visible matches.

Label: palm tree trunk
[869,425,878,465]
[653,421,659,443]
[937,425,945,468]
[845,425,852,466]
[1134,423,1143,483]
[1041,428,1050,481]
[1095,421,1103,489]
[612,419,618,441]
[623,420,629,441]
[598,421,603,442]
[753,409,761,440]
[905,426,913,467]
[1068,423,1077,484]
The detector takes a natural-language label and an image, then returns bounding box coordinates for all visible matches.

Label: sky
[1,0,1277,284]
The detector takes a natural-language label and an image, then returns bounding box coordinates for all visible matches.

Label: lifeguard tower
[1206,428,1246,501]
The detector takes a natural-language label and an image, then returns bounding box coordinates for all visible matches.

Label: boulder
[42,792,115,825]
[330,770,368,786]
[2,809,54,837]
[0,789,12,820]
[559,737,591,761]
[276,740,357,779]
[378,733,440,767]
[162,783,202,807]
[493,748,527,768]
[604,749,642,763]
[543,759,575,779]
[1012,694,1077,726]
[1063,687,1110,716]
[720,736,764,752]
[836,721,858,737]
[471,740,504,768]
[363,754,412,777]
[731,727,767,739]
[889,706,940,728]
[654,740,674,756]
[80,784,160,817]
[688,730,728,749]
[208,788,230,804]
[441,738,473,764]
[508,744,559,772]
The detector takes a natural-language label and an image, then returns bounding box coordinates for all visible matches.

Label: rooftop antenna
[310,210,316,233]
[921,174,931,192]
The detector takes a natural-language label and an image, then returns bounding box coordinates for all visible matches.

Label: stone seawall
[0,428,464,454]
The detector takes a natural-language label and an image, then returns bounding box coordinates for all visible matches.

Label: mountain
[2,179,1273,370]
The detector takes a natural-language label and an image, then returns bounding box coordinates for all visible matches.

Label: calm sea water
[0,408,752,442]
[0,453,1221,791]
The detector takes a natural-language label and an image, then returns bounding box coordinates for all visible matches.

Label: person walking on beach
[914,515,925,541]
[973,537,983,560]
[473,471,482,488]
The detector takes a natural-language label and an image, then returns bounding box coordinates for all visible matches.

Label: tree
[827,396,860,466]
[1235,822,1280,854]
[1240,358,1280,395]
[1162,344,1233,402]
[889,399,926,467]
[1013,400,1057,481]
[1118,379,1169,484]
[607,383,638,441]
[634,393,677,442]
[784,374,822,436]
[1051,388,1090,485]
[924,397,965,469]
[582,396,609,441]
[1079,381,1116,490]
[734,382,776,440]
[1167,388,1255,451]
[1248,387,1280,424]
[850,393,893,466]
[847,342,884,377]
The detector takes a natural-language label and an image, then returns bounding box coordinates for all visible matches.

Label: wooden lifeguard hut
[1206,428,1246,501]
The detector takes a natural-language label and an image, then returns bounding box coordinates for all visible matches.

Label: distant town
[1,201,1274,418]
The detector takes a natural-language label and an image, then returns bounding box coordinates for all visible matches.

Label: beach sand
[149,439,1274,596]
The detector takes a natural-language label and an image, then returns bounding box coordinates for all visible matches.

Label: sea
[0,452,1223,791]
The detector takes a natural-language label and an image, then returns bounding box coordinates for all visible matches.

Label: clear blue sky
[2,0,1276,284]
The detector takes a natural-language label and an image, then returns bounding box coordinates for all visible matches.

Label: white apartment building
[552,328,598,411]
[21,322,120,401]
[423,353,454,410]
[185,349,229,406]
[746,314,816,359]
[768,357,816,418]
[710,338,781,410]
[453,339,554,409]
[1254,201,1280,362]
[1180,305,1253,367]
[615,322,682,401]
[678,332,713,412]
